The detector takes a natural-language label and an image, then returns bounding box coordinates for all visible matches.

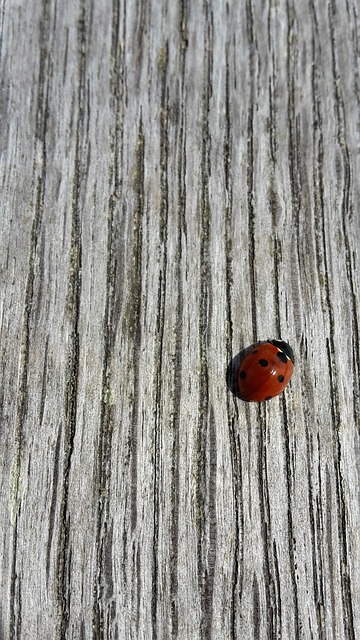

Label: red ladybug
[237,339,294,402]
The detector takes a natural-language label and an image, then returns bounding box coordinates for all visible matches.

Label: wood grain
[1,0,360,638]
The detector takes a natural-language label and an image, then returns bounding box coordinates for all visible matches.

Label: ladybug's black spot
[278,374,285,383]
[265,396,272,401]
[276,351,287,364]
[259,359,268,367]
[239,371,246,379]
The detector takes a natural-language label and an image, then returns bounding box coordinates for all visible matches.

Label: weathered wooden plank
[1,0,360,638]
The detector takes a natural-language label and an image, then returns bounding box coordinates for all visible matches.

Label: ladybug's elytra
[237,339,295,402]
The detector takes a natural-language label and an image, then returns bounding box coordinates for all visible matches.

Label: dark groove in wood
[39,336,49,427]
[325,4,356,635]
[46,428,62,585]
[229,417,242,640]
[197,11,216,640]
[282,397,300,639]
[285,5,306,634]
[315,433,326,635]
[246,0,258,343]
[128,117,145,539]
[92,0,127,634]
[257,408,278,639]
[204,406,217,640]
[224,45,234,357]
[170,107,187,640]
[179,0,188,83]
[272,540,283,636]
[252,573,260,639]
[306,428,324,638]
[224,45,242,640]
[150,38,170,640]
[268,63,277,166]
[324,460,337,638]
[55,4,86,637]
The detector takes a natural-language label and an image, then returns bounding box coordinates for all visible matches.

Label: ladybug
[237,339,294,402]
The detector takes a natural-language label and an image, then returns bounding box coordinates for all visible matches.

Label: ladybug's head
[268,339,295,364]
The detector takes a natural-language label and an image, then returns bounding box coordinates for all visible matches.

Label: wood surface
[1,0,360,638]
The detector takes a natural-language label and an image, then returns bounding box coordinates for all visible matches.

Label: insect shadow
[226,344,255,400]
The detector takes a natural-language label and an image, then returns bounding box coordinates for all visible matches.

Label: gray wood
[1,0,360,638]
